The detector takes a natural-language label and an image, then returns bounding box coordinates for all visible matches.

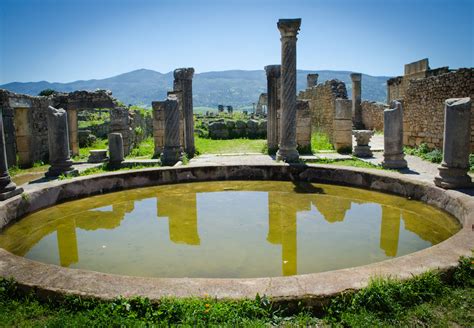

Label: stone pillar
[67,108,79,156]
[45,107,77,177]
[265,65,281,154]
[13,107,33,167]
[307,73,318,88]
[351,73,364,129]
[161,95,182,166]
[333,99,352,152]
[173,68,195,157]
[152,101,165,156]
[382,101,407,169]
[0,109,23,200]
[108,132,124,169]
[276,18,301,163]
[434,98,472,189]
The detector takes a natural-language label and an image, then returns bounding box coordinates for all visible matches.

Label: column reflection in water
[55,200,135,267]
[379,206,401,257]
[157,193,200,245]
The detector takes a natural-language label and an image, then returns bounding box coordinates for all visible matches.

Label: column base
[45,164,78,178]
[0,186,23,201]
[162,147,183,166]
[434,166,473,189]
[382,153,407,169]
[354,145,373,158]
[276,147,299,163]
[107,161,123,170]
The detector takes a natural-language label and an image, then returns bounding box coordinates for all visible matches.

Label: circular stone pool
[0,180,460,278]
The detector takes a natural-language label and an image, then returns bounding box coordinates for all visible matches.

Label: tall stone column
[161,95,182,166]
[351,73,364,129]
[45,106,77,177]
[307,73,318,88]
[276,18,301,163]
[173,68,195,157]
[434,98,472,189]
[0,109,23,200]
[67,108,79,156]
[265,65,281,154]
[382,101,407,169]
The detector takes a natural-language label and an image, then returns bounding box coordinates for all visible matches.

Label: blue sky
[0,0,472,84]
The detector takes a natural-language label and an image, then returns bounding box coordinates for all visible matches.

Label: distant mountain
[0,69,391,108]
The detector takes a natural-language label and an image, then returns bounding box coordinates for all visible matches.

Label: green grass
[74,138,108,161]
[127,137,155,159]
[0,257,471,327]
[311,131,334,152]
[405,143,474,172]
[195,136,267,154]
[304,157,384,170]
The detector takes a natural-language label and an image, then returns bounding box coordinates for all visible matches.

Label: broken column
[161,95,182,166]
[351,73,364,129]
[45,106,77,177]
[276,18,301,163]
[434,98,472,189]
[333,99,352,152]
[353,130,374,157]
[382,101,407,169]
[0,109,23,200]
[108,133,124,169]
[265,65,281,154]
[173,68,195,157]
[307,73,318,88]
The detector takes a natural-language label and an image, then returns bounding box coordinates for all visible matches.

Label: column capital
[350,73,362,82]
[277,18,301,37]
[174,67,195,80]
[264,65,281,78]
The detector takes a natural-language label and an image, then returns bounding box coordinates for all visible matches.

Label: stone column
[276,18,301,163]
[434,98,472,189]
[382,101,407,169]
[108,133,124,169]
[0,109,23,200]
[333,99,352,152]
[307,73,318,88]
[45,106,77,177]
[351,73,364,129]
[265,65,281,154]
[353,130,374,157]
[67,108,79,156]
[161,95,182,166]
[173,68,195,157]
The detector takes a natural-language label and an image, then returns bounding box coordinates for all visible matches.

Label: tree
[38,89,57,96]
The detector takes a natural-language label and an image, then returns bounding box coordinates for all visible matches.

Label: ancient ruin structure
[434,98,472,189]
[161,96,182,166]
[174,68,195,157]
[276,18,301,163]
[382,101,407,169]
[353,130,374,157]
[307,74,318,88]
[0,109,22,200]
[108,133,124,169]
[333,99,352,152]
[387,58,473,151]
[88,150,108,163]
[256,93,268,115]
[265,65,281,153]
[45,106,77,177]
[350,73,364,129]
[226,106,233,114]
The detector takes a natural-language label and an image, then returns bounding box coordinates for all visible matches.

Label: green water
[0,181,460,278]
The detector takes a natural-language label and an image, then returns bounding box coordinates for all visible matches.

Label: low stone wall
[361,101,387,131]
[298,79,347,143]
[110,107,152,156]
[208,119,266,139]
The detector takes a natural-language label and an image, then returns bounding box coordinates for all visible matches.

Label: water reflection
[0,181,460,278]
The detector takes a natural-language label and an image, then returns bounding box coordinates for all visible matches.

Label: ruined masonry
[382,101,407,169]
[0,109,22,200]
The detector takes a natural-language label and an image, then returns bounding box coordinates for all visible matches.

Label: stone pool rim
[0,163,472,307]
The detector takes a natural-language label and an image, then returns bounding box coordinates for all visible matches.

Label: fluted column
[276,18,301,163]
[351,73,364,129]
[45,106,77,177]
[173,68,195,157]
[0,109,23,200]
[161,95,182,166]
[434,97,472,189]
[265,65,281,154]
[307,73,318,88]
